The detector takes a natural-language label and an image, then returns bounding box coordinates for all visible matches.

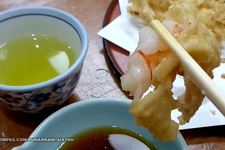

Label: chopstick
[150,20,225,116]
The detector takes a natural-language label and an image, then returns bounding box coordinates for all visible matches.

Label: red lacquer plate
[103,0,129,77]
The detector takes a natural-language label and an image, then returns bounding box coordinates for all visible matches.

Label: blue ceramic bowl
[0,7,88,113]
[12,98,188,150]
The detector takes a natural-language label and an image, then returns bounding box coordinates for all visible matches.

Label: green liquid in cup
[0,34,76,86]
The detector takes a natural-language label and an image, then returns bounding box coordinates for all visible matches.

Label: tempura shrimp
[121,19,184,141]
[121,20,183,99]
[121,12,221,141]
[122,1,221,143]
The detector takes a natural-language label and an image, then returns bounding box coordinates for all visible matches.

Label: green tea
[0,34,76,86]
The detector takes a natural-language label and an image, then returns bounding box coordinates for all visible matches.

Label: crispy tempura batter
[128,0,225,41]
[121,1,222,141]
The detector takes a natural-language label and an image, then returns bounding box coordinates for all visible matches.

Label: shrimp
[135,20,184,55]
[135,27,168,55]
[120,20,186,141]
[120,51,151,99]
[121,20,183,99]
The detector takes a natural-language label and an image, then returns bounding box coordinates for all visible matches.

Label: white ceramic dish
[12,98,188,150]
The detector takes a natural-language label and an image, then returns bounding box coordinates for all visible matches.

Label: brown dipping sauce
[58,126,157,150]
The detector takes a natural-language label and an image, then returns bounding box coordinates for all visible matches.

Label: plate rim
[102,0,124,78]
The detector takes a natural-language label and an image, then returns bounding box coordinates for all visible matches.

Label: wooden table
[0,0,224,149]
